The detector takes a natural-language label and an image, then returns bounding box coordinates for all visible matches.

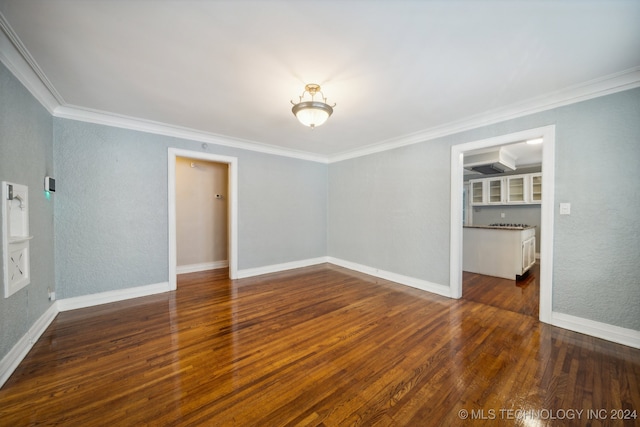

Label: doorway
[175,157,228,273]
[449,125,555,324]
[168,148,238,290]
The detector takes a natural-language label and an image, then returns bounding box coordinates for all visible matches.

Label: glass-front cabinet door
[487,178,503,204]
[471,180,485,205]
[507,176,525,203]
[529,173,542,203]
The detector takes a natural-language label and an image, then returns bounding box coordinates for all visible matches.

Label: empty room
[1,1,639,425]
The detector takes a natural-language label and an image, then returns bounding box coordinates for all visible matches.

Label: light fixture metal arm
[290,83,336,128]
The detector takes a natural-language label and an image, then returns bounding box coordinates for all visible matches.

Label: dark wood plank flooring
[463,263,540,317]
[1,264,638,426]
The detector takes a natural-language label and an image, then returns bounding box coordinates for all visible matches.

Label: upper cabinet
[471,180,485,205]
[529,173,542,203]
[487,178,504,204]
[506,176,526,203]
[469,172,541,206]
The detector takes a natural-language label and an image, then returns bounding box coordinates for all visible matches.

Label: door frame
[449,125,555,324]
[168,148,238,290]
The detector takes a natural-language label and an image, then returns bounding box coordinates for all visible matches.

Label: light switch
[560,203,571,215]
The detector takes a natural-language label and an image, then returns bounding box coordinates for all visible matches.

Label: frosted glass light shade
[292,101,333,128]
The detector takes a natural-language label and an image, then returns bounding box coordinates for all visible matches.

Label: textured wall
[329,88,640,331]
[329,142,451,285]
[53,119,328,298]
[0,62,55,361]
[237,152,327,268]
[552,89,640,330]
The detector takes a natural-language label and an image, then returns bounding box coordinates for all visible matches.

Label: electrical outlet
[48,287,56,301]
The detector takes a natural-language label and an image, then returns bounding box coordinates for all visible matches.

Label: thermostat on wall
[44,176,55,192]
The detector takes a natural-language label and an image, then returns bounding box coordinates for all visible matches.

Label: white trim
[329,67,640,163]
[53,67,640,165]
[176,260,228,274]
[551,312,640,349]
[168,148,238,290]
[57,282,169,312]
[1,267,638,390]
[538,127,556,324]
[0,302,58,388]
[56,105,328,164]
[450,146,465,299]
[236,257,328,279]
[0,12,62,113]
[328,257,453,298]
[2,15,638,165]
[450,125,555,324]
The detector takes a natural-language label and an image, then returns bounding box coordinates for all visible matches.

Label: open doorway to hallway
[175,157,229,274]
[168,148,238,290]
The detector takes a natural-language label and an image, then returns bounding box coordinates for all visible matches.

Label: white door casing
[168,148,238,290]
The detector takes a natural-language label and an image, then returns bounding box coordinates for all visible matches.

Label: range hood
[464,148,516,175]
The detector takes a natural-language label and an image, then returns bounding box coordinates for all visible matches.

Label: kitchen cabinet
[471,180,485,205]
[463,225,536,279]
[487,178,504,204]
[506,176,526,203]
[529,173,542,203]
[522,235,536,273]
[468,172,540,206]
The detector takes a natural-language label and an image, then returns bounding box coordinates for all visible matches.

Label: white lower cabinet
[521,235,536,274]
[463,226,536,280]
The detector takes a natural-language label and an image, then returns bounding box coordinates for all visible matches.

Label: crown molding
[0,11,63,113]
[2,10,638,165]
[53,105,328,163]
[328,67,640,163]
[0,11,327,164]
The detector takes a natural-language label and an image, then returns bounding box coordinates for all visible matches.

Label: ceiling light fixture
[291,84,336,128]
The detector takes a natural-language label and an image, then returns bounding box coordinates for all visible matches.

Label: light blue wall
[53,119,328,298]
[329,87,640,331]
[329,141,452,285]
[0,62,55,359]
[553,89,640,329]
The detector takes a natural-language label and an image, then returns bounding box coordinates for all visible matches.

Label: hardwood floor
[1,264,638,426]
[463,263,540,317]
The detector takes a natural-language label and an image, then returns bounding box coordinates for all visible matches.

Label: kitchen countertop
[463,225,536,230]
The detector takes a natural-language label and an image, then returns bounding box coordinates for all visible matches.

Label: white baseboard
[176,260,228,274]
[551,312,640,349]
[0,302,58,389]
[57,282,170,312]
[327,257,453,298]
[236,257,328,279]
[236,256,452,298]
[3,267,638,391]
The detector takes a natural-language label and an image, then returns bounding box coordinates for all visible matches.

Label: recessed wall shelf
[2,182,33,298]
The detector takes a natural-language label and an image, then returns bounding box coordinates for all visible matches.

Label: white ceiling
[463,140,543,177]
[1,0,639,160]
